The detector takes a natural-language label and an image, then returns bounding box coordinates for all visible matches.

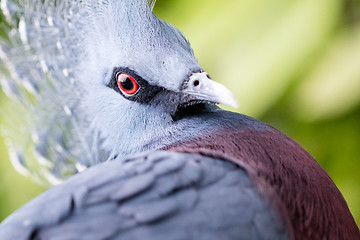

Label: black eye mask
[107,67,166,104]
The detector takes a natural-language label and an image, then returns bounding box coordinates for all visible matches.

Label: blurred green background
[0,0,359,227]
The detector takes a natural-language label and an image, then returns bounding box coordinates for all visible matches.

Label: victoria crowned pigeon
[0,0,359,239]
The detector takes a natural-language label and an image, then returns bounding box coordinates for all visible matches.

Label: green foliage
[0,133,45,221]
[0,0,359,227]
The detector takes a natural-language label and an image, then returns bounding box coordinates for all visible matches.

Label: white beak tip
[230,101,240,109]
[219,94,239,109]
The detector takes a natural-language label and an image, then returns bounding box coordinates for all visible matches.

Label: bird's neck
[111,108,269,159]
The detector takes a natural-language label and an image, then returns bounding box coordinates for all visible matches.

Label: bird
[0,0,359,239]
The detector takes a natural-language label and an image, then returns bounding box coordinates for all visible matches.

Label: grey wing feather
[0,151,288,240]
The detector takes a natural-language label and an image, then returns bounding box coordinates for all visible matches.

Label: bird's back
[165,110,360,239]
[0,150,288,240]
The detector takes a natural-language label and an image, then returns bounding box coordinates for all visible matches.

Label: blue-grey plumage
[0,0,237,183]
[0,151,287,240]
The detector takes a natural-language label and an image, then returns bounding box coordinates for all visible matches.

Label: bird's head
[77,0,238,158]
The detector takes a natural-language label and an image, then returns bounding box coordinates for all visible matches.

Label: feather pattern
[0,0,169,185]
[0,151,288,239]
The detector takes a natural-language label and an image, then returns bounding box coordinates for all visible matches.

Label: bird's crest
[0,0,162,186]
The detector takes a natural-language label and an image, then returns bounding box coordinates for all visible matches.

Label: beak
[181,72,239,108]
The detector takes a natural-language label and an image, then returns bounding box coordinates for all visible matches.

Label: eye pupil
[120,78,134,91]
[117,73,139,95]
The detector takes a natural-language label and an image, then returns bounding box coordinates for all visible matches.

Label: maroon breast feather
[164,125,360,240]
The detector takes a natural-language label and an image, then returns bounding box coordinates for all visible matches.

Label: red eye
[117,73,139,95]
